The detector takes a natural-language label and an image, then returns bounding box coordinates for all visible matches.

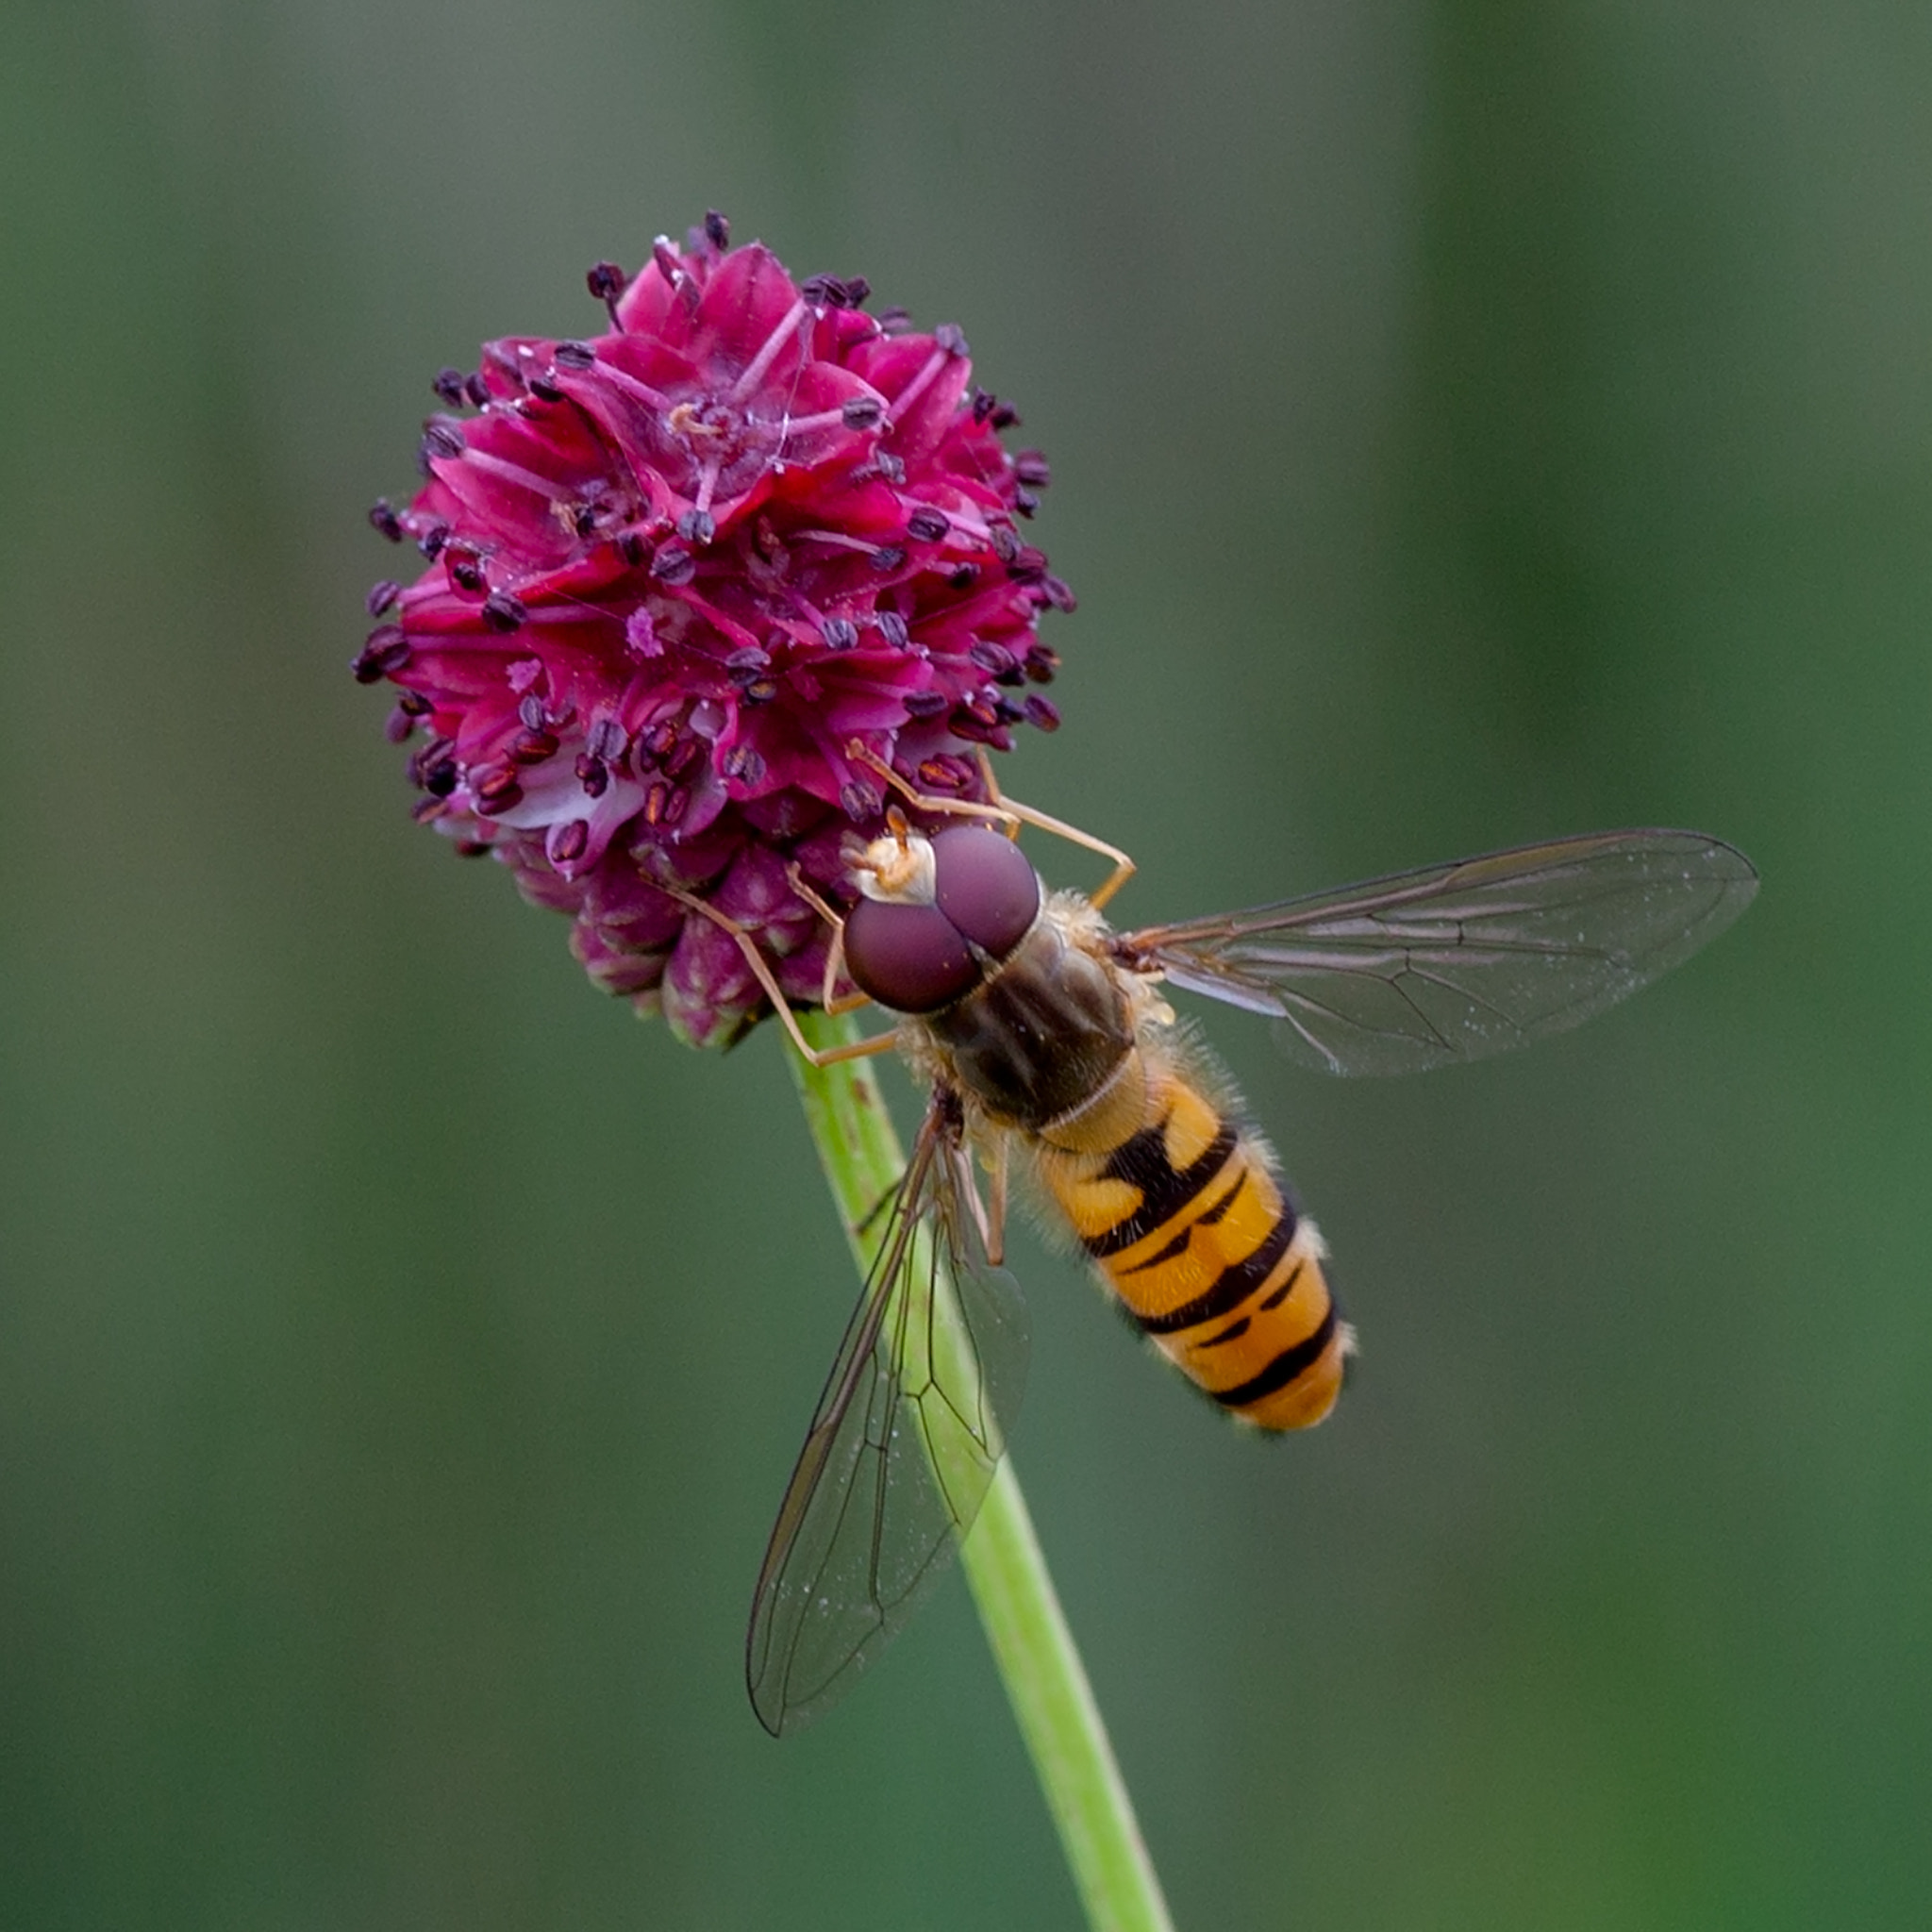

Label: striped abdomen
[1036,1055,1349,1430]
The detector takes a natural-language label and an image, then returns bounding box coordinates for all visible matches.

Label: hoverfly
[686,748,1757,1735]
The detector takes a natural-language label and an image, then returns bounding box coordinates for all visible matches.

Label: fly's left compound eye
[931,825,1041,960]
[842,897,980,1013]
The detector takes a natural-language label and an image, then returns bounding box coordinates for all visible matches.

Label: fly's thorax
[927,908,1136,1129]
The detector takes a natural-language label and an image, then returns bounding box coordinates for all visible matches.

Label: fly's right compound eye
[931,824,1041,960]
[842,897,979,1013]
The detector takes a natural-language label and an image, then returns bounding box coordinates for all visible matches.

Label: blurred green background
[3,3,1927,1926]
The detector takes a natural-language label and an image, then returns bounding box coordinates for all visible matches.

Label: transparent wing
[745,1091,1028,1737]
[1121,830,1757,1077]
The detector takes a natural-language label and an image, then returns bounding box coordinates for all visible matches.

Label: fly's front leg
[662,886,899,1068]
[844,740,1020,837]
[782,864,872,1016]
[969,749,1137,908]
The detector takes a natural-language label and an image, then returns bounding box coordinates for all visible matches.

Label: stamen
[728,295,810,403]
[586,260,628,327]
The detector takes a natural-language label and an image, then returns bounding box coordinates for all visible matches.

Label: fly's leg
[843,740,1136,910]
[782,864,872,1016]
[662,887,899,1067]
[970,749,1137,910]
[949,1135,1009,1270]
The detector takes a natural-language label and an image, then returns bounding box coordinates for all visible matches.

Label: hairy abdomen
[1035,1047,1349,1430]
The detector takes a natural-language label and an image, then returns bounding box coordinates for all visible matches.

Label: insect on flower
[688,747,1757,1734]
[350,215,1757,1740]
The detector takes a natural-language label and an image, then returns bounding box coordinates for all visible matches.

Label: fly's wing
[1120,830,1757,1077]
[745,1093,1028,1737]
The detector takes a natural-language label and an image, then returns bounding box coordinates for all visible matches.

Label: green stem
[788,1008,1176,1932]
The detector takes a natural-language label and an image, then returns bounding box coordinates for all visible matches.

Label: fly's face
[840,814,1045,1016]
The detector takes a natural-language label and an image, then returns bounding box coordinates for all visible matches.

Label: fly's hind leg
[949,1133,1009,1270]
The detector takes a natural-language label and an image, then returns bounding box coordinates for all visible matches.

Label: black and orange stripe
[1035,1055,1348,1429]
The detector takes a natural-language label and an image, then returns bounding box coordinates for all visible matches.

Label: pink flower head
[358,213,1071,1046]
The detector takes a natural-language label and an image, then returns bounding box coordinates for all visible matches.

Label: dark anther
[841,395,884,430]
[660,735,702,780]
[464,372,489,408]
[422,418,465,461]
[959,691,1001,729]
[385,707,416,744]
[352,625,411,683]
[876,306,912,334]
[643,780,672,826]
[907,508,948,543]
[417,521,450,559]
[991,402,1019,430]
[552,819,591,865]
[949,563,978,589]
[725,646,771,677]
[1005,546,1049,585]
[512,728,559,764]
[875,453,906,486]
[619,532,647,568]
[704,210,730,250]
[871,544,907,573]
[482,591,527,632]
[843,276,871,306]
[424,758,459,797]
[1014,451,1051,489]
[455,838,491,857]
[917,755,974,793]
[1024,694,1062,732]
[587,718,627,762]
[398,690,432,717]
[987,523,1019,564]
[553,340,596,370]
[720,743,766,786]
[369,499,404,542]
[841,779,883,822]
[366,580,402,616]
[972,390,995,423]
[1042,575,1077,613]
[528,374,563,403]
[970,641,1019,679]
[446,547,485,593]
[821,616,859,652]
[741,677,778,705]
[904,691,949,719]
[876,611,910,650]
[1024,643,1060,683]
[641,721,680,762]
[433,368,468,408]
[801,275,850,308]
[518,693,546,730]
[675,508,716,545]
[1014,489,1040,519]
[587,259,628,326]
[475,764,523,807]
[651,542,695,585]
[575,754,609,798]
[933,323,968,357]
[992,694,1025,725]
[573,504,599,538]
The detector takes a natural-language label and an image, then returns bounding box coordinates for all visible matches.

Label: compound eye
[932,825,1041,959]
[843,897,979,1013]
